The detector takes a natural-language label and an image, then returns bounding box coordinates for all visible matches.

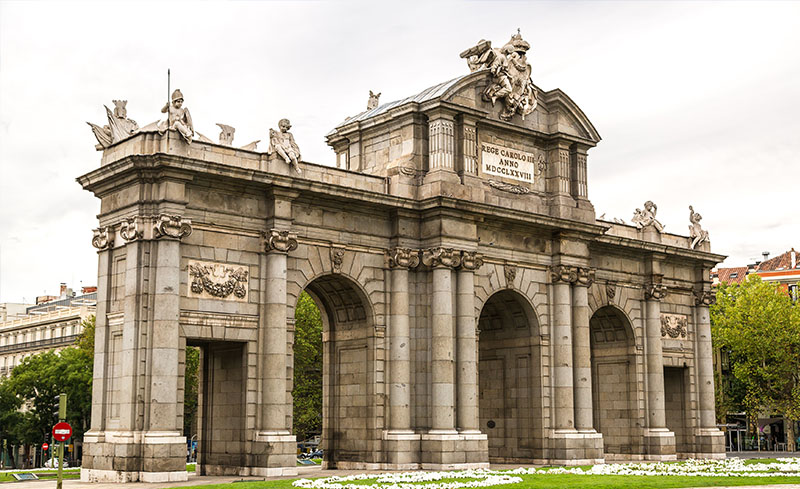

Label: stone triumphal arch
[79,32,724,482]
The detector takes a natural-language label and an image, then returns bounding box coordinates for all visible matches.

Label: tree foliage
[293,291,323,442]
[184,346,200,437]
[711,275,800,449]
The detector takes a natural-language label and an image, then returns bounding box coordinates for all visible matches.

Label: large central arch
[477,289,542,462]
[297,274,375,469]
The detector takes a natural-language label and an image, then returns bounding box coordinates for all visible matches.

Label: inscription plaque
[480,142,539,184]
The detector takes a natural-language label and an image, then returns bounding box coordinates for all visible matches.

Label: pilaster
[692,280,725,458]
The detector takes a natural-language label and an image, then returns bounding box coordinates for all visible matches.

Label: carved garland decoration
[660,314,688,339]
[485,179,531,195]
[188,263,249,299]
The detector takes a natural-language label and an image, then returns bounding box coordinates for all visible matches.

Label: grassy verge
[0,468,81,483]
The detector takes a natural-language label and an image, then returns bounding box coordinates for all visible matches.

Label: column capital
[574,267,596,287]
[91,226,114,250]
[387,247,420,269]
[459,251,484,271]
[644,282,668,301]
[693,289,716,306]
[422,247,461,269]
[119,216,143,243]
[153,214,192,240]
[262,229,298,254]
[549,264,578,284]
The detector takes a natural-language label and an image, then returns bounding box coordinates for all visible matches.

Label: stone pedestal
[420,432,488,469]
[549,430,605,465]
[693,428,725,459]
[80,431,188,483]
[243,433,298,476]
[383,431,421,469]
[643,428,677,460]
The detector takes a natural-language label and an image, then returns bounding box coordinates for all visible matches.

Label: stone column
[643,278,676,459]
[262,229,297,431]
[385,248,421,468]
[456,252,483,433]
[423,248,460,432]
[388,250,416,432]
[550,265,576,432]
[88,227,114,433]
[572,267,595,432]
[693,288,725,458]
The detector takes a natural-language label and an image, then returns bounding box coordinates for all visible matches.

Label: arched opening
[589,306,639,457]
[477,289,541,462]
[294,274,374,469]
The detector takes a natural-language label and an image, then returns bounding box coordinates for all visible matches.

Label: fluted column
[262,229,297,432]
[644,280,668,430]
[550,265,576,431]
[457,251,483,433]
[694,289,717,430]
[423,248,461,432]
[387,248,420,432]
[572,267,595,431]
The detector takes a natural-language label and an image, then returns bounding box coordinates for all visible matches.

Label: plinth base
[549,429,605,465]
[239,432,297,476]
[420,430,489,469]
[383,430,421,469]
[643,428,677,461]
[80,430,187,482]
[690,428,725,459]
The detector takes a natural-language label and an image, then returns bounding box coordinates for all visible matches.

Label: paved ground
[5,453,800,489]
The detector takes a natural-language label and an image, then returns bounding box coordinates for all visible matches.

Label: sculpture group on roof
[460,30,538,122]
[87,89,298,170]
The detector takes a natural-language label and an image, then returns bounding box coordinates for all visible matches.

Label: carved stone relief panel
[660,313,688,339]
[187,260,250,302]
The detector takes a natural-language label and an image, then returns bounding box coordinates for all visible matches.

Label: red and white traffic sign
[42,442,49,451]
[52,422,72,442]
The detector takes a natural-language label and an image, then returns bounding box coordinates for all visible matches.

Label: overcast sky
[0,1,798,303]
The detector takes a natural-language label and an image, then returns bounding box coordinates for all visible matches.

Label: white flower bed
[293,458,800,489]
[292,469,522,489]
[531,457,800,478]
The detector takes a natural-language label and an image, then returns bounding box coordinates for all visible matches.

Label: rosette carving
[460,251,484,271]
[91,227,114,250]
[263,229,298,253]
[388,248,420,269]
[119,216,142,242]
[154,214,192,240]
[188,262,249,299]
[549,265,578,284]
[421,247,461,269]
[694,289,716,306]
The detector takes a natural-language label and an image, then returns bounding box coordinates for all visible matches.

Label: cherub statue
[367,91,381,110]
[217,123,235,145]
[269,119,302,173]
[688,205,709,249]
[632,200,664,232]
[159,89,194,144]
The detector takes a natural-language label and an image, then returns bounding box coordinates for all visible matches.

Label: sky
[0,0,798,303]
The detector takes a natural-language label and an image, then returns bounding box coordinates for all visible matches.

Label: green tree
[293,291,323,442]
[0,380,23,468]
[184,346,200,438]
[711,275,800,450]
